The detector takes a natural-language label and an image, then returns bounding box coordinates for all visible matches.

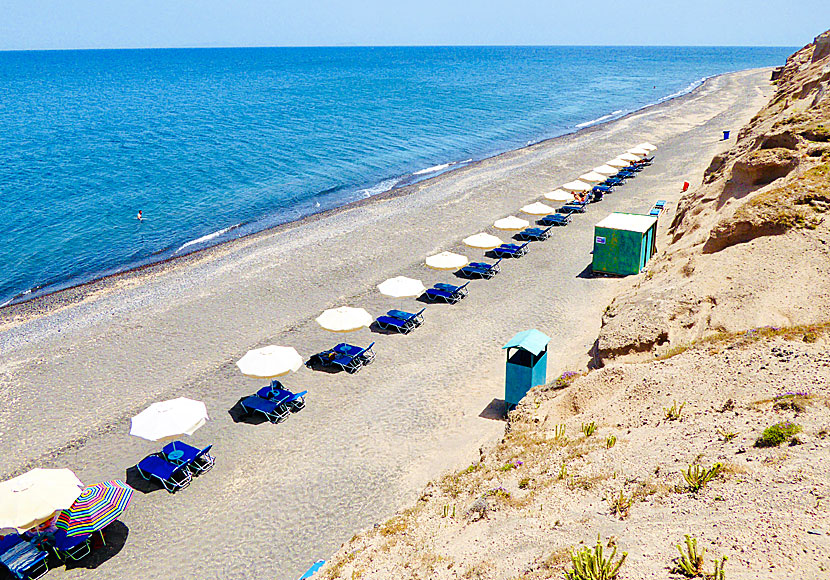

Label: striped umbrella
[55,480,133,537]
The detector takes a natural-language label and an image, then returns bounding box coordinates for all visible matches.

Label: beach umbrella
[377,276,426,298]
[619,153,641,162]
[0,469,84,534]
[606,158,631,168]
[561,180,593,193]
[520,202,555,216]
[493,216,529,231]
[425,251,468,271]
[129,397,209,441]
[236,345,303,379]
[544,189,574,202]
[315,306,373,332]
[579,171,607,183]
[637,142,657,151]
[55,480,133,537]
[592,164,619,176]
[463,233,503,249]
[627,147,650,156]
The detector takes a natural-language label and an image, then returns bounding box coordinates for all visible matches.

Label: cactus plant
[564,535,627,580]
[682,463,722,493]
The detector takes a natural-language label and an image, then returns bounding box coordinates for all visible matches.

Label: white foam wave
[657,77,706,104]
[0,298,12,307]
[356,178,398,199]
[175,224,240,254]
[575,109,624,129]
[413,162,453,176]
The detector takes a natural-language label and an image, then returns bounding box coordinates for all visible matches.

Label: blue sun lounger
[615,170,636,179]
[515,225,553,241]
[538,213,571,226]
[492,242,528,258]
[387,308,425,326]
[459,258,501,279]
[426,282,469,304]
[162,441,216,474]
[308,342,375,373]
[593,184,612,193]
[51,530,93,562]
[240,393,291,422]
[136,454,193,492]
[0,534,49,580]
[654,199,666,208]
[375,314,418,334]
[257,386,308,412]
[558,202,587,214]
[602,177,623,187]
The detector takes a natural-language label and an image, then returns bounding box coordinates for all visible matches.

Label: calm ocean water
[0,46,791,306]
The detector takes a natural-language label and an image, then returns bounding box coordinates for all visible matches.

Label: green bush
[755,421,802,447]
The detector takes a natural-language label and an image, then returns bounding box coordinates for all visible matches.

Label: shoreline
[1,69,737,322]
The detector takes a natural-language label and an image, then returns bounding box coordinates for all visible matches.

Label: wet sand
[0,69,772,579]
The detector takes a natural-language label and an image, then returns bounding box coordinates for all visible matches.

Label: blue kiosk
[502,329,550,409]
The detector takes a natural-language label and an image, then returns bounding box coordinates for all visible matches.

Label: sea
[0,46,793,307]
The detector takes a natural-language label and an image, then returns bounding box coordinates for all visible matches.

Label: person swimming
[137,210,143,221]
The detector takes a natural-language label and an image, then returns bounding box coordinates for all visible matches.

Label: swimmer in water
[137,210,143,221]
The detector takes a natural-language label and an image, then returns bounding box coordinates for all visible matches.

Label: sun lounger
[375,314,418,334]
[515,225,553,241]
[257,386,307,412]
[537,213,571,226]
[615,170,635,179]
[459,259,501,279]
[492,242,528,258]
[51,530,92,562]
[593,184,612,193]
[654,199,666,208]
[136,454,193,493]
[240,394,291,422]
[308,342,375,373]
[387,309,425,326]
[0,534,49,580]
[425,282,469,304]
[649,207,661,216]
[161,441,215,475]
[559,202,587,214]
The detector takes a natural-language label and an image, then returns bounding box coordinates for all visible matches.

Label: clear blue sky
[2,0,827,50]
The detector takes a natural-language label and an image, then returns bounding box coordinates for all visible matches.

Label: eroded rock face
[595,30,830,366]
[729,148,799,186]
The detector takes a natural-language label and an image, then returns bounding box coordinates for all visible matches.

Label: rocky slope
[319,33,830,580]
[597,30,830,364]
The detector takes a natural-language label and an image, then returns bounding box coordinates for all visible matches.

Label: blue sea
[0,46,792,306]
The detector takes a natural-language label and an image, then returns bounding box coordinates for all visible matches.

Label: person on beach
[137,210,143,221]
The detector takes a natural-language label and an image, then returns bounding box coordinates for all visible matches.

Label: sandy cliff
[596,31,830,364]
[320,33,830,580]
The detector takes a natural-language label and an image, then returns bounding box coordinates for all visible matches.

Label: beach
[0,68,773,579]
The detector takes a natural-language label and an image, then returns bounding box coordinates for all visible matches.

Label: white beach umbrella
[316,306,373,332]
[0,469,84,534]
[593,165,619,176]
[130,397,209,442]
[493,216,530,231]
[377,276,426,298]
[425,251,469,271]
[636,142,657,151]
[606,158,631,168]
[562,180,593,193]
[579,171,607,183]
[544,189,574,202]
[627,147,650,156]
[619,153,641,162]
[463,233,503,249]
[521,202,554,216]
[236,345,303,379]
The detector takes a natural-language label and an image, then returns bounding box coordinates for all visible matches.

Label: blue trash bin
[723,130,730,140]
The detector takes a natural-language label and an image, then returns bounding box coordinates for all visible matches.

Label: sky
[1,0,828,51]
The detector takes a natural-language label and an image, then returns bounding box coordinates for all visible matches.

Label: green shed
[503,329,550,409]
[592,213,658,276]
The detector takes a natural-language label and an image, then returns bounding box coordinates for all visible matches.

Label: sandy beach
[0,68,772,579]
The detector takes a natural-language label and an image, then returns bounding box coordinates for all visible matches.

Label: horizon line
[0,43,799,53]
